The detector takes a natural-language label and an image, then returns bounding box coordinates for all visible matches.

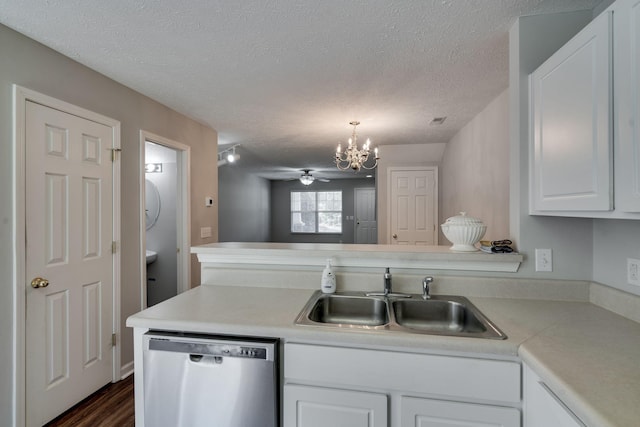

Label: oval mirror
[145,179,161,230]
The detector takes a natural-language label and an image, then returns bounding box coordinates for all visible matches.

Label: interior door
[25,101,115,426]
[389,168,438,245]
[354,187,377,244]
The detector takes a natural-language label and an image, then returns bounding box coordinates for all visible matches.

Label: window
[291,191,342,233]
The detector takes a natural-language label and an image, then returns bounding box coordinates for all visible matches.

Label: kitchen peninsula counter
[191,242,524,273]
[127,284,640,427]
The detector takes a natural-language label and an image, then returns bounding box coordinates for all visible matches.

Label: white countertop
[127,285,640,427]
[192,242,524,273]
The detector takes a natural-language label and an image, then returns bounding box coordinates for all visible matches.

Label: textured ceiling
[0,0,601,179]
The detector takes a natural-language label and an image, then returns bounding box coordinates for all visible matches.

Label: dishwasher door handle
[189,354,203,362]
[189,354,224,364]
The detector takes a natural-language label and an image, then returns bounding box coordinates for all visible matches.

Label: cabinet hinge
[111,333,117,346]
[109,148,122,162]
[112,241,117,254]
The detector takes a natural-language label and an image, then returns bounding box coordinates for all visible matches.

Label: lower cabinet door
[284,384,388,427]
[400,396,520,427]
[523,364,585,427]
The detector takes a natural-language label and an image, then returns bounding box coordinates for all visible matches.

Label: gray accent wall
[271,178,375,244]
[0,23,217,422]
[218,165,271,242]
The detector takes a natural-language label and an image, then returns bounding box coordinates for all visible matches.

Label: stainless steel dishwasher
[143,331,278,427]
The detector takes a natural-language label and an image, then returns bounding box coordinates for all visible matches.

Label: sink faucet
[383,267,392,295]
[422,276,434,300]
[365,268,410,298]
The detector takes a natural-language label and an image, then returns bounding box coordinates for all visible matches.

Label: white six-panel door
[388,167,438,245]
[25,101,114,426]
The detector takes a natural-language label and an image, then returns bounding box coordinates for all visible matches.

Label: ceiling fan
[289,169,330,186]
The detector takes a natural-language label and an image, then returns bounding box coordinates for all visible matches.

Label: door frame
[139,130,191,309]
[386,166,439,245]
[12,85,121,427]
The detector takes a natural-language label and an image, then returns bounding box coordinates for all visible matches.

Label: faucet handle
[422,276,434,300]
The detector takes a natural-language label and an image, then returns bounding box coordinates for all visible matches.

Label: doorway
[139,131,191,308]
[14,85,121,426]
[354,187,377,244]
[387,166,438,245]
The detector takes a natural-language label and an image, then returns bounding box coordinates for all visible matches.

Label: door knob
[392,234,398,239]
[31,277,49,288]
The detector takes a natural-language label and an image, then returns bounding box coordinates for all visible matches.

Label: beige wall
[376,143,446,244]
[440,89,510,243]
[0,23,217,420]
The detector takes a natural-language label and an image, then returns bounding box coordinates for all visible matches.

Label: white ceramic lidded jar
[440,212,487,252]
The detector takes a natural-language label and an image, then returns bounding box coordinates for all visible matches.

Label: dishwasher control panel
[146,332,273,360]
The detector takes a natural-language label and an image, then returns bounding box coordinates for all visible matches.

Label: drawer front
[285,343,520,404]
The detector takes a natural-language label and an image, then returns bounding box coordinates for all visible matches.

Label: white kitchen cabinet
[615,0,640,212]
[400,396,520,427]
[284,343,521,427]
[530,10,613,213]
[283,384,388,427]
[523,364,585,427]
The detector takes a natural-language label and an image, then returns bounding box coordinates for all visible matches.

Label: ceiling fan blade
[318,178,330,182]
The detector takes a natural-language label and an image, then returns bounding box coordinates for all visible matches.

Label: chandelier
[335,121,379,171]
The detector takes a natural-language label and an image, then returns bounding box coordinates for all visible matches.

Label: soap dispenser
[321,259,336,294]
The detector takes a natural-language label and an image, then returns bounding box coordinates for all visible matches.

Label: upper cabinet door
[616,0,640,213]
[530,11,613,212]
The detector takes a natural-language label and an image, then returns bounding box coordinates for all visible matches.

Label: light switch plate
[200,227,212,238]
[535,248,552,272]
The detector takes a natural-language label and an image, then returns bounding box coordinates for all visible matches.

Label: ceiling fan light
[300,174,315,185]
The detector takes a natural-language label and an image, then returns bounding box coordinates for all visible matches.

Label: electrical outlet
[627,258,640,286]
[535,248,552,272]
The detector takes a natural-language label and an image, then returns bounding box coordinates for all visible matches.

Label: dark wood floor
[44,375,135,427]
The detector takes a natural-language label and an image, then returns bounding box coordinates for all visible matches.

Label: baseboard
[120,361,134,380]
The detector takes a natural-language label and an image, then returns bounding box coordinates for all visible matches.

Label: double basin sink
[295,291,506,340]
